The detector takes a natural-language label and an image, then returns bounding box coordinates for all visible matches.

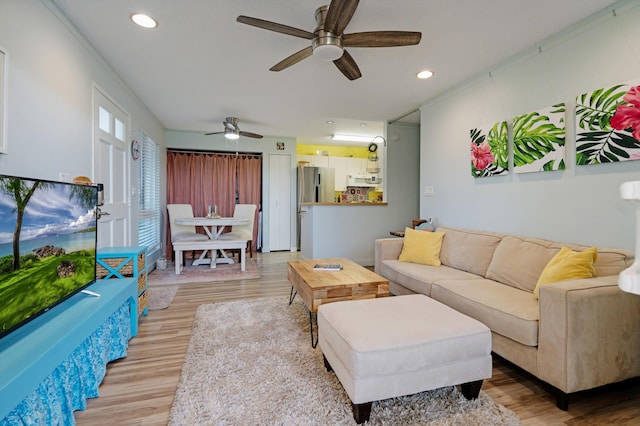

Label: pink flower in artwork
[611,85,640,141]
[471,141,495,170]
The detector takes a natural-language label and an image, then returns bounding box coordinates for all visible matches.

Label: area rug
[169,297,520,425]
[147,258,259,286]
[147,285,179,310]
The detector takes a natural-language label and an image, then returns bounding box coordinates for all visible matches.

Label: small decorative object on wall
[513,103,566,173]
[130,139,140,160]
[276,141,284,150]
[0,48,6,154]
[576,80,640,165]
[470,121,508,178]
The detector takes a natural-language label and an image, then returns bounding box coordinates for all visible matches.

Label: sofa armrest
[374,238,404,274]
[537,275,640,394]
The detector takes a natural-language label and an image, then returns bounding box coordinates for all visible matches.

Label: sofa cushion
[547,242,633,277]
[379,259,481,296]
[431,278,540,347]
[437,227,503,277]
[533,246,597,299]
[486,236,559,292]
[398,228,445,266]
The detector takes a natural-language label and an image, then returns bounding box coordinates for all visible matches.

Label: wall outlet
[424,186,434,196]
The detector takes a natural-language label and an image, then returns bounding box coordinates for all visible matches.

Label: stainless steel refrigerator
[297,166,335,203]
[297,166,335,249]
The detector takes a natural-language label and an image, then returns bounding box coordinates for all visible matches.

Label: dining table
[175,216,249,268]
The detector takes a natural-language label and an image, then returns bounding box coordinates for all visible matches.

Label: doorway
[93,86,131,248]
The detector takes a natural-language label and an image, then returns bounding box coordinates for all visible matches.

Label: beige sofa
[374,226,640,409]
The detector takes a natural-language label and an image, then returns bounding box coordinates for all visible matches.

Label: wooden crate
[137,273,147,294]
[96,252,145,278]
[138,291,148,316]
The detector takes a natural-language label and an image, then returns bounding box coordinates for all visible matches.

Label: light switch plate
[424,186,434,196]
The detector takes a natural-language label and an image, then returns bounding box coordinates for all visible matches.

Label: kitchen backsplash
[339,186,383,203]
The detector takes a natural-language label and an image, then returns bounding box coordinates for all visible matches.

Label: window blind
[138,131,161,256]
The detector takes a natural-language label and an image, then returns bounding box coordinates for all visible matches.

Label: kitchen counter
[299,203,394,265]
[301,202,388,206]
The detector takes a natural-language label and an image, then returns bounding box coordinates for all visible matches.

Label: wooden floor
[75,251,640,425]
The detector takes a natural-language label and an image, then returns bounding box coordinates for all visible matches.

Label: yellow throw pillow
[533,246,598,299]
[398,228,445,266]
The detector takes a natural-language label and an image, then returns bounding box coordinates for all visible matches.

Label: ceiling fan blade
[270,46,313,71]
[344,31,422,47]
[239,131,264,139]
[205,131,224,136]
[333,50,361,80]
[237,16,314,39]
[325,0,360,35]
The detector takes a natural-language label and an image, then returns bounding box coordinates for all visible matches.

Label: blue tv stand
[0,278,138,424]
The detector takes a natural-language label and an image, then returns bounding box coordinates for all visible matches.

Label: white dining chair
[167,203,209,262]
[220,204,257,258]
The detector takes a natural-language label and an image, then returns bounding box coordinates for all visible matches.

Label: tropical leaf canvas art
[576,80,640,165]
[470,121,508,178]
[513,104,565,173]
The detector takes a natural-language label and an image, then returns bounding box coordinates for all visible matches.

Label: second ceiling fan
[205,117,263,139]
[237,0,422,80]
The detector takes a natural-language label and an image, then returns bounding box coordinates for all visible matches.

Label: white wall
[0,0,165,253]
[385,122,420,228]
[164,129,297,253]
[420,0,640,250]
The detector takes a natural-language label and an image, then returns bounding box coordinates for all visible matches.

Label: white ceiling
[52,0,617,145]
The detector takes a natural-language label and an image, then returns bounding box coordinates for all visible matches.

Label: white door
[93,87,130,248]
[268,154,291,251]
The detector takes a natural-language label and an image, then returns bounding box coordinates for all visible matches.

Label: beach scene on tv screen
[0,176,97,336]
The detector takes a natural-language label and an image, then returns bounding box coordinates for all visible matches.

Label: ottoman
[318,294,492,424]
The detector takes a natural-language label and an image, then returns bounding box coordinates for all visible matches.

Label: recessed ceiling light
[360,123,367,127]
[416,70,434,79]
[131,13,157,29]
[326,120,334,124]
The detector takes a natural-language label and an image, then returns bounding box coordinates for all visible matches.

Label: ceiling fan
[205,117,263,139]
[237,0,422,81]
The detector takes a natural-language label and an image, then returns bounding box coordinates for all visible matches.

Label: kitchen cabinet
[346,157,367,176]
[298,155,383,192]
[328,156,348,191]
[298,154,329,168]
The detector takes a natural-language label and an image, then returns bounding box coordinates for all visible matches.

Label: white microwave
[347,175,382,187]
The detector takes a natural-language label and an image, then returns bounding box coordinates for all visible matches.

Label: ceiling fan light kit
[225,130,240,140]
[237,0,421,80]
[312,36,344,61]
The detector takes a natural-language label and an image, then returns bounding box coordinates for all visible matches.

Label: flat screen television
[0,174,98,339]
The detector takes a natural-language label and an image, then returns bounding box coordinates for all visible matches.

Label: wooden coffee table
[287,257,389,347]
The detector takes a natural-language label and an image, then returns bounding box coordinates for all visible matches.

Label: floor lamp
[619,181,640,295]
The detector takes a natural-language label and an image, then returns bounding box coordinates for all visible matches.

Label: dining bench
[173,238,248,274]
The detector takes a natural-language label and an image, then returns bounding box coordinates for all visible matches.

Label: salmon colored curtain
[165,150,261,258]
[237,154,262,250]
